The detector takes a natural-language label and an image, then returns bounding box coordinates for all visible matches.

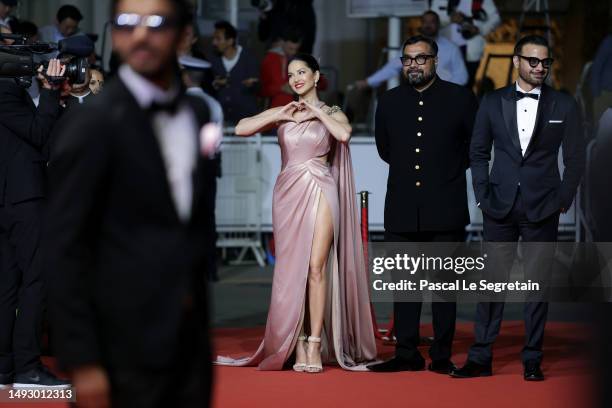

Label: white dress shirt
[447,0,472,48]
[69,90,91,104]
[222,45,242,73]
[119,65,198,222]
[516,82,541,156]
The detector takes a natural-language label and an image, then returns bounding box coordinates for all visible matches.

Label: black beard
[405,69,435,87]
[520,69,547,86]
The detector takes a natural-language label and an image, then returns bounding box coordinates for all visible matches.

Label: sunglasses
[112,13,178,31]
[516,55,554,69]
[400,54,435,66]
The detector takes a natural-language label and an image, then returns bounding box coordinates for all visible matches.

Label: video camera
[0,34,94,87]
[445,2,489,40]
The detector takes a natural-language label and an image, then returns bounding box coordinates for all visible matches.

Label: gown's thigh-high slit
[304,188,334,340]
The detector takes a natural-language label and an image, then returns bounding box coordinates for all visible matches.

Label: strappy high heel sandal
[292,335,308,372]
[306,336,323,373]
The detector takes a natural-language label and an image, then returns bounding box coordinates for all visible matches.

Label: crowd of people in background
[5,0,608,132]
[0,0,610,399]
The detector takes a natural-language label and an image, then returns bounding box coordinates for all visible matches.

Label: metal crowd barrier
[215,129,266,267]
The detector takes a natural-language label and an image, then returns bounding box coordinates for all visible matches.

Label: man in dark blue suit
[451,35,585,381]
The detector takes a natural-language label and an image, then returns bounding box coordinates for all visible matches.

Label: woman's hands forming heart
[275,101,301,122]
[296,100,321,123]
[275,101,323,124]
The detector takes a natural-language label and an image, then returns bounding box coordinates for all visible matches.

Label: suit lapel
[524,84,556,159]
[501,86,522,155]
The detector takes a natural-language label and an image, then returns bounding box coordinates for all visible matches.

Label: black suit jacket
[470,84,586,222]
[0,79,61,205]
[44,77,217,373]
[375,78,478,232]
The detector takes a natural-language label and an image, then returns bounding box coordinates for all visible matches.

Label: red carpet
[212,322,594,408]
[1,322,593,407]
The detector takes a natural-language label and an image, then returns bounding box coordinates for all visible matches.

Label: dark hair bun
[289,53,320,73]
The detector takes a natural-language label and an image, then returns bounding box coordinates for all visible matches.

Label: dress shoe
[13,365,70,389]
[367,357,425,372]
[428,359,456,374]
[449,360,492,378]
[523,360,544,381]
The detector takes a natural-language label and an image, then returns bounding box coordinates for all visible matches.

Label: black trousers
[468,190,559,365]
[0,199,45,374]
[385,230,464,362]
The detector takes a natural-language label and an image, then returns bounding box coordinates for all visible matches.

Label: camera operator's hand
[38,59,66,91]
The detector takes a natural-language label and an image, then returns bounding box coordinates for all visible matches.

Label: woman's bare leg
[306,192,333,371]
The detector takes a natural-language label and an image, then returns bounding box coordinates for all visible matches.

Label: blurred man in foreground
[45,0,218,406]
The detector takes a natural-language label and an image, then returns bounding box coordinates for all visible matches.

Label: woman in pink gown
[217,54,377,372]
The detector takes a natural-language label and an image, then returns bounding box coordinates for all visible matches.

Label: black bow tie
[515,91,539,101]
[148,98,182,115]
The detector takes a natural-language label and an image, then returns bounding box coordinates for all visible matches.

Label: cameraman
[0,58,71,388]
[433,0,500,89]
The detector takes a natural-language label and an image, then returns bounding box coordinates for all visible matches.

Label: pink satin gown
[217,110,377,371]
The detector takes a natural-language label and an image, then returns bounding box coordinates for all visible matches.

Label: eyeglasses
[516,55,554,69]
[112,13,177,31]
[400,54,435,66]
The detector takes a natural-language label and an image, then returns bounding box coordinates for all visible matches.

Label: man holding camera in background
[0,54,71,388]
[432,0,500,89]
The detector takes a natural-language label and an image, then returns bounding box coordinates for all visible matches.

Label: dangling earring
[315,81,318,87]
